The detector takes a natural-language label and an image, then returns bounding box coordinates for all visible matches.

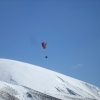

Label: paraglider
[41,42,48,58]
[45,56,48,58]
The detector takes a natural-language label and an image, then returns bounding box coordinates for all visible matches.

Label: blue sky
[0,0,100,87]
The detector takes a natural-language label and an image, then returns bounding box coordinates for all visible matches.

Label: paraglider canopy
[41,42,47,49]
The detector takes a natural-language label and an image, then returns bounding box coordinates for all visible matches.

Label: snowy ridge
[0,58,100,100]
[0,81,61,100]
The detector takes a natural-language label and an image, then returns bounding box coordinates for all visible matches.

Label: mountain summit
[0,58,100,100]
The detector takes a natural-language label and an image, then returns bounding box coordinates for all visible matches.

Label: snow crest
[0,58,100,100]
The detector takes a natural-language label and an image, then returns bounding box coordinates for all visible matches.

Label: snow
[0,58,100,100]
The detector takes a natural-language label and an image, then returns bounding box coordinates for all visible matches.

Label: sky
[0,0,100,87]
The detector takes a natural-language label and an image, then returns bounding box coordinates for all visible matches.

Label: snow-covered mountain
[0,58,100,100]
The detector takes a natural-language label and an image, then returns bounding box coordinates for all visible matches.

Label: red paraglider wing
[41,42,46,49]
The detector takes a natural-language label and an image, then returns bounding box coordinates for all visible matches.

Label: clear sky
[0,0,100,87]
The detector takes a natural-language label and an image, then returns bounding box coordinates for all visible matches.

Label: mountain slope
[0,58,100,100]
[0,81,61,100]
